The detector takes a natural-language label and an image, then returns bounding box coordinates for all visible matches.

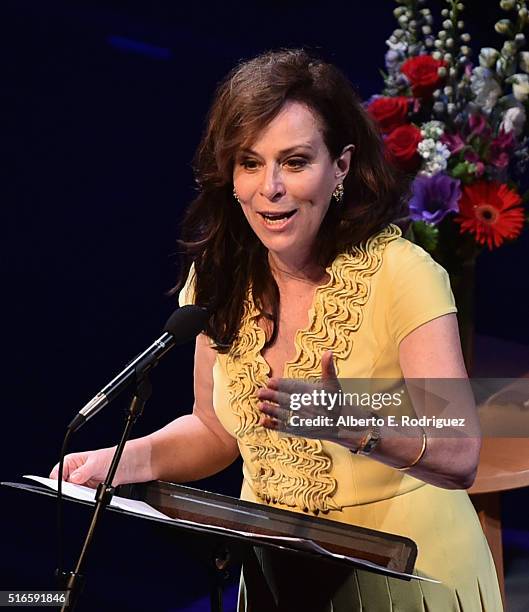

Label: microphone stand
[60,369,152,612]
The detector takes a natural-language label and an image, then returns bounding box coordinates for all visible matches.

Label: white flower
[520,51,529,73]
[495,19,513,35]
[479,47,500,68]
[470,67,502,113]
[502,41,517,57]
[435,141,451,159]
[418,139,451,175]
[511,73,529,101]
[385,39,407,53]
[420,120,445,139]
[500,106,527,135]
[419,159,448,177]
[418,138,435,159]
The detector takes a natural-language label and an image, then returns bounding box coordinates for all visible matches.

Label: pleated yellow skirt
[238,482,503,611]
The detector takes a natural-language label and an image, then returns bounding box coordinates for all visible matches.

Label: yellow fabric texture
[179,224,502,611]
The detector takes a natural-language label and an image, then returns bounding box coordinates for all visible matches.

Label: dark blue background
[2,1,528,610]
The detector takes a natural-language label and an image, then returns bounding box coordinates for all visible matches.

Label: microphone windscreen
[163,305,209,344]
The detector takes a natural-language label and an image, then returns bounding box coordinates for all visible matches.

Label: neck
[267,250,327,286]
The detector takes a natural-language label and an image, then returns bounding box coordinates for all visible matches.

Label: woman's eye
[238,157,307,171]
[284,158,307,169]
[240,159,259,170]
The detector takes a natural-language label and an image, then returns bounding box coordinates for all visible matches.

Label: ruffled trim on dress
[227,224,402,514]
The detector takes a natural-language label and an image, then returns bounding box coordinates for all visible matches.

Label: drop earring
[233,187,242,205]
[332,183,344,205]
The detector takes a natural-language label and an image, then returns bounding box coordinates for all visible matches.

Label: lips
[258,209,297,223]
[258,210,298,230]
[259,210,297,220]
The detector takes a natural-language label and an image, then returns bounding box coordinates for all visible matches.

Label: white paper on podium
[23,475,309,540]
[24,475,170,520]
[23,475,438,583]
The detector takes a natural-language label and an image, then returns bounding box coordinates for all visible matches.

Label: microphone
[67,305,208,432]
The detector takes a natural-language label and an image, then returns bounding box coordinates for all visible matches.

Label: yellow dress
[179,224,503,611]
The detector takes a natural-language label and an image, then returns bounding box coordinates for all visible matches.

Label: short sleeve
[385,238,458,346]
[177,263,196,307]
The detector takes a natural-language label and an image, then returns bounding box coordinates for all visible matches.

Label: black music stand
[2,479,427,611]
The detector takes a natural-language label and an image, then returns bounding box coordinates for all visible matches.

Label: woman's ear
[335,144,355,181]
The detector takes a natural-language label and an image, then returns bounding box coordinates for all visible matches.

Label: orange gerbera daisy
[455,180,525,250]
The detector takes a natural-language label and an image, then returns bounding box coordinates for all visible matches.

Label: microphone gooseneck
[67,305,208,432]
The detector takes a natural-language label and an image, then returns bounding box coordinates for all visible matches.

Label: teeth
[263,216,288,224]
[260,210,296,224]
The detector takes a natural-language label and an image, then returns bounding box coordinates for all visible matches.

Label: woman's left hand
[257,350,363,447]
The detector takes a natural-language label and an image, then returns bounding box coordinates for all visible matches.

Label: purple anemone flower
[409,174,461,225]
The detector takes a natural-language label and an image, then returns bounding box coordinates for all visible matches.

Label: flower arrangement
[367,0,529,268]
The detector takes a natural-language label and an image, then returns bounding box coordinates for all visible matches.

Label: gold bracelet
[396,427,427,471]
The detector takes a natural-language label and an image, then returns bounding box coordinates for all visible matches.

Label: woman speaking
[52,49,502,611]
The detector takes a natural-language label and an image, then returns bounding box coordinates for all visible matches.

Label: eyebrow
[237,144,315,157]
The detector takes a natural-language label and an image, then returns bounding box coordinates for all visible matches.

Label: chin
[266,239,308,261]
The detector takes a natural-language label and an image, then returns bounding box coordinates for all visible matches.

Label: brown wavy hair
[173,49,409,352]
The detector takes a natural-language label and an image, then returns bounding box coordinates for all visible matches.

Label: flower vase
[448,258,476,376]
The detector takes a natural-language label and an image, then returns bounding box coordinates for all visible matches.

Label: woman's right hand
[49,436,153,489]
[49,448,116,489]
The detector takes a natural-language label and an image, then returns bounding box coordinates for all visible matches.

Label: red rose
[385,124,422,172]
[400,55,445,98]
[367,96,409,133]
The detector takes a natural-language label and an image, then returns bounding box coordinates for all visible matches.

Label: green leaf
[409,221,440,253]
[451,162,470,178]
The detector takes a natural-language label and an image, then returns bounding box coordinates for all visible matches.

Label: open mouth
[258,210,298,224]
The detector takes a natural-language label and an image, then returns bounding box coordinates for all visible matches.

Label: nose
[260,164,285,202]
